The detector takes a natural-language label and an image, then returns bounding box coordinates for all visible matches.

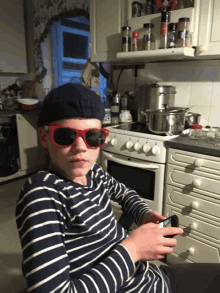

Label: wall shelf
[116,47,195,62]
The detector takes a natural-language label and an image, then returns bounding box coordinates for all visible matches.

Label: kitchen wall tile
[208,107,220,127]
[191,63,219,82]
[187,106,210,127]
[210,82,220,107]
[189,82,213,106]
[172,82,191,106]
[171,62,192,82]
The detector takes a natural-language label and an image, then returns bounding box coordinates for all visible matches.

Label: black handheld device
[158,215,179,238]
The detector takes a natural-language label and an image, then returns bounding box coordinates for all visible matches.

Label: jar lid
[178,17,190,22]
[161,11,171,22]
[122,26,131,31]
[133,31,139,37]
[169,23,177,31]
[143,23,154,29]
[190,124,202,129]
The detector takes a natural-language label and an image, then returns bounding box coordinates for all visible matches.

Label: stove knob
[143,143,150,153]
[134,142,141,151]
[126,140,133,149]
[111,138,117,146]
[105,137,110,144]
[152,145,161,156]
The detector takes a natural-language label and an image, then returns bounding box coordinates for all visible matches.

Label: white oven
[101,122,179,218]
[102,150,165,214]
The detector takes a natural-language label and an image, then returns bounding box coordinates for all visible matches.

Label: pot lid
[144,106,190,114]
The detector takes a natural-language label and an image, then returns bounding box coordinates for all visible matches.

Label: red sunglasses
[45,125,109,149]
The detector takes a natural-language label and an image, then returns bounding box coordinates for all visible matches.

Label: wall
[113,59,220,127]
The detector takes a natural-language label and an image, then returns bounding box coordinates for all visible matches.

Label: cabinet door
[0,0,27,73]
[197,0,220,57]
[90,0,127,62]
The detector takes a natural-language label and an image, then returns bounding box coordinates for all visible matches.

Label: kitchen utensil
[140,106,189,135]
[17,98,39,111]
[119,110,133,123]
[136,83,177,123]
[185,112,201,128]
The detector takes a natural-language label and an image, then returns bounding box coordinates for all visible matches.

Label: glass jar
[102,107,111,125]
[168,23,177,48]
[132,1,141,18]
[122,27,131,52]
[176,17,190,47]
[145,0,154,15]
[189,124,202,139]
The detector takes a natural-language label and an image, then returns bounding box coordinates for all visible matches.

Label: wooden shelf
[117,47,195,62]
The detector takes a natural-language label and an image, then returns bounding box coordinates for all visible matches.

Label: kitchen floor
[0,183,167,293]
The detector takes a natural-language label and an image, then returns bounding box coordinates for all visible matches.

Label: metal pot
[185,112,201,129]
[136,82,177,123]
[141,107,189,135]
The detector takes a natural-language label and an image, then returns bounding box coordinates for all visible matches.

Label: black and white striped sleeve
[16,182,136,292]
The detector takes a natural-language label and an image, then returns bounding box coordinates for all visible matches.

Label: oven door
[102,150,165,214]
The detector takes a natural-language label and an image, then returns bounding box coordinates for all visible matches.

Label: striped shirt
[16,163,171,293]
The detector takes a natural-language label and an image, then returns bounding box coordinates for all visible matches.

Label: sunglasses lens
[86,130,106,147]
[54,128,77,146]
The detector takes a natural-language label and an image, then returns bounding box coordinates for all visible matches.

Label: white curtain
[31,0,90,81]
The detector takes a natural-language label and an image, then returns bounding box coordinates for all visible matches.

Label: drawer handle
[190,201,199,209]
[187,247,195,255]
[189,222,198,230]
[194,159,204,167]
[192,178,202,188]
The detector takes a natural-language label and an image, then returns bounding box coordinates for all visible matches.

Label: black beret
[38,83,105,127]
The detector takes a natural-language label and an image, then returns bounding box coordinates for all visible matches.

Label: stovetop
[105,122,179,141]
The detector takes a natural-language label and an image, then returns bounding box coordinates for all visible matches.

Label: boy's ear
[39,127,48,148]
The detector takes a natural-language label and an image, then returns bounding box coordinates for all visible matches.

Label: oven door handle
[103,152,159,169]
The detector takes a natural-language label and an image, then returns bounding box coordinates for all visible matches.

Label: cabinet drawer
[170,233,220,263]
[164,204,220,245]
[167,148,220,175]
[164,185,220,221]
[166,164,220,198]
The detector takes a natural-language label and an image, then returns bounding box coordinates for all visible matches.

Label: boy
[16,83,219,293]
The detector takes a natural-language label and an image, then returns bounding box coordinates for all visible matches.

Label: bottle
[132,31,139,51]
[160,11,171,49]
[132,1,142,17]
[168,23,177,48]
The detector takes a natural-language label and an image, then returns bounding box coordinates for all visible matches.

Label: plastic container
[189,124,202,139]
[102,107,111,125]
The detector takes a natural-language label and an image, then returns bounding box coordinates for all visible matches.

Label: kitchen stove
[102,122,178,164]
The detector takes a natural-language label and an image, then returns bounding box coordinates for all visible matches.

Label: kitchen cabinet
[0,0,27,73]
[90,0,127,62]
[90,0,201,63]
[0,113,47,184]
[196,0,220,58]
[164,148,220,264]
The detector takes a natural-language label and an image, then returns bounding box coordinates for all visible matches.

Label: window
[52,16,107,103]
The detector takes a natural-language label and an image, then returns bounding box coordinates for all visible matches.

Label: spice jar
[176,17,190,47]
[160,11,171,49]
[145,0,154,15]
[121,26,131,52]
[102,107,111,125]
[132,1,142,18]
[132,31,139,51]
[143,23,155,50]
[168,23,177,48]
[189,124,202,139]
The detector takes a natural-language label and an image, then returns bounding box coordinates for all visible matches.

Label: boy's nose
[71,136,87,151]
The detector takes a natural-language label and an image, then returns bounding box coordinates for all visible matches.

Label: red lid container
[190,124,202,129]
